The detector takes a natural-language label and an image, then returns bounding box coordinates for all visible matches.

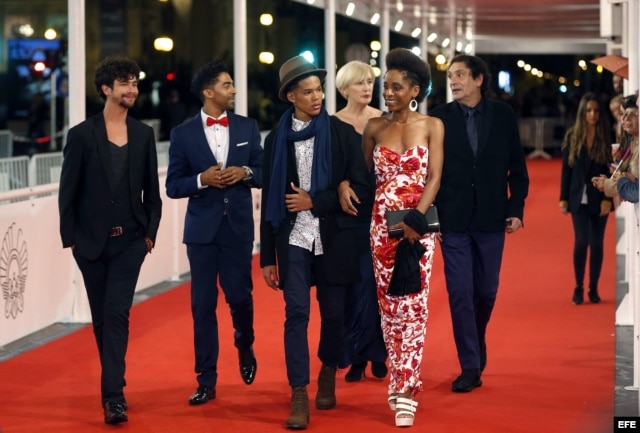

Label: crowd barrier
[518,117,567,159]
[0,136,264,347]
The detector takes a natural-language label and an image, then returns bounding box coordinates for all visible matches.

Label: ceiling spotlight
[427,32,437,43]
[259,13,273,26]
[346,2,355,16]
[441,38,450,48]
[394,20,403,32]
[371,13,380,25]
[411,27,421,38]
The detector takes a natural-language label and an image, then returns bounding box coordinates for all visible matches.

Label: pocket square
[236,141,248,147]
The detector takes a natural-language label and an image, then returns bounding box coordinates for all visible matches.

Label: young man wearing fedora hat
[260,55,370,429]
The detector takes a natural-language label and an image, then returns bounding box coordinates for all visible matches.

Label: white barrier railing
[0,166,263,347]
[0,156,30,195]
[518,117,567,159]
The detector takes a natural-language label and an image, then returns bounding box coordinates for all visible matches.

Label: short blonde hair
[335,61,375,96]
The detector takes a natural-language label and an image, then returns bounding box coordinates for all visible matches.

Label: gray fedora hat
[278,55,327,102]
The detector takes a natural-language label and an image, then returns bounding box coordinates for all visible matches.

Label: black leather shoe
[345,362,366,382]
[239,348,257,385]
[371,361,388,379]
[103,400,128,425]
[572,287,584,305]
[588,289,601,303]
[189,385,215,405]
[452,369,482,393]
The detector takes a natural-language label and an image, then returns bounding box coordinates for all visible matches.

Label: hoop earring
[409,98,418,112]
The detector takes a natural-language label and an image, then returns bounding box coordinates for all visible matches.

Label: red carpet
[0,158,615,433]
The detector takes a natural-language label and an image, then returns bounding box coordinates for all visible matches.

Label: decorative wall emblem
[1,223,28,319]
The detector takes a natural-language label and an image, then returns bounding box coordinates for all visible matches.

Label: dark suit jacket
[59,114,162,260]
[430,98,529,232]
[166,112,263,244]
[559,136,612,214]
[259,116,370,289]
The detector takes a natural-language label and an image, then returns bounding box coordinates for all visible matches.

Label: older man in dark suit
[166,60,263,406]
[430,55,529,393]
[59,56,162,424]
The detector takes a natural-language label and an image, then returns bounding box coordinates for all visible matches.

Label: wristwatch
[242,166,253,179]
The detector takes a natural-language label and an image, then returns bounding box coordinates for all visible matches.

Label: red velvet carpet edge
[0,158,615,433]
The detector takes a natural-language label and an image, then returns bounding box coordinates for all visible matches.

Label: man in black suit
[58,56,162,424]
[260,55,369,429]
[430,55,529,393]
[166,60,262,405]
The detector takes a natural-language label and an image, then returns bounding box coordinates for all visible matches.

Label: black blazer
[259,116,370,289]
[559,139,612,215]
[430,98,529,232]
[59,114,162,260]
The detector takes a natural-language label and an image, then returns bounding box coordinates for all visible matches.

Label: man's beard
[119,99,135,109]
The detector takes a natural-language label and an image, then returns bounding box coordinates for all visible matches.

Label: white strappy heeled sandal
[394,397,418,427]
[388,393,398,411]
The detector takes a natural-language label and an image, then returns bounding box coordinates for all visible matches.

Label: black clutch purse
[385,205,440,238]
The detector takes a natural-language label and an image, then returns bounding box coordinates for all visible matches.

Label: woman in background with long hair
[559,92,613,305]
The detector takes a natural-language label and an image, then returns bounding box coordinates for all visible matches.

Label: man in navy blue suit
[431,55,529,393]
[166,60,263,405]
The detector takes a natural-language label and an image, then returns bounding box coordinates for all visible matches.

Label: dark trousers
[187,217,254,388]
[283,245,345,387]
[440,216,505,371]
[344,220,386,365]
[570,205,609,290]
[73,231,147,404]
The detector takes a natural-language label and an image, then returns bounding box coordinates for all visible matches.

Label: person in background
[260,55,369,430]
[610,94,624,148]
[559,92,613,305]
[334,60,387,382]
[362,48,443,428]
[58,56,162,425]
[614,95,639,204]
[430,54,529,393]
[166,60,262,406]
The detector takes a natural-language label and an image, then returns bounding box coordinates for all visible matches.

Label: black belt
[108,226,123,237]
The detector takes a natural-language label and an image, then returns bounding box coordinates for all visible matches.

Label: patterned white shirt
[289,115,323,255]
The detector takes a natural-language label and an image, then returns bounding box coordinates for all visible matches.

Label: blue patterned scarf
[264,106,332,228]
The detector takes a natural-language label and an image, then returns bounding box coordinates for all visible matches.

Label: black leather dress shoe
[189,385,215,405]
[371,361,388,379]
[452,369,482,393]
[345,362,366,382]
[239,347,257,385]
[103,400,128,425]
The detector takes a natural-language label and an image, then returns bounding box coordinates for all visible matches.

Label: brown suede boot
[315,364,337,410]
[286,386,309,430]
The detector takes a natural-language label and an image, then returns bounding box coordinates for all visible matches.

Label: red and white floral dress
[370,145,435,397]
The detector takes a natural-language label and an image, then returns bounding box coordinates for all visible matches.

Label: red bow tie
[206,116,228,127]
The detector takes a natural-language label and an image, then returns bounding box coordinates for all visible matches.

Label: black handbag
[385,205,440,238]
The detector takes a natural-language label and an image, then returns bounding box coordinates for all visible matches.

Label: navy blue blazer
[59,114,162,260]
[166,111,263,244]
[430,98,529,232]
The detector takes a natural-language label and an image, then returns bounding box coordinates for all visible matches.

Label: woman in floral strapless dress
[363,48,443,428]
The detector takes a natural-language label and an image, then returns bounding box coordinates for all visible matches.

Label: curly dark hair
[450,54,492,97]
[385,48,432,103]
[94,56,141,101]
[191,60,230,103]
